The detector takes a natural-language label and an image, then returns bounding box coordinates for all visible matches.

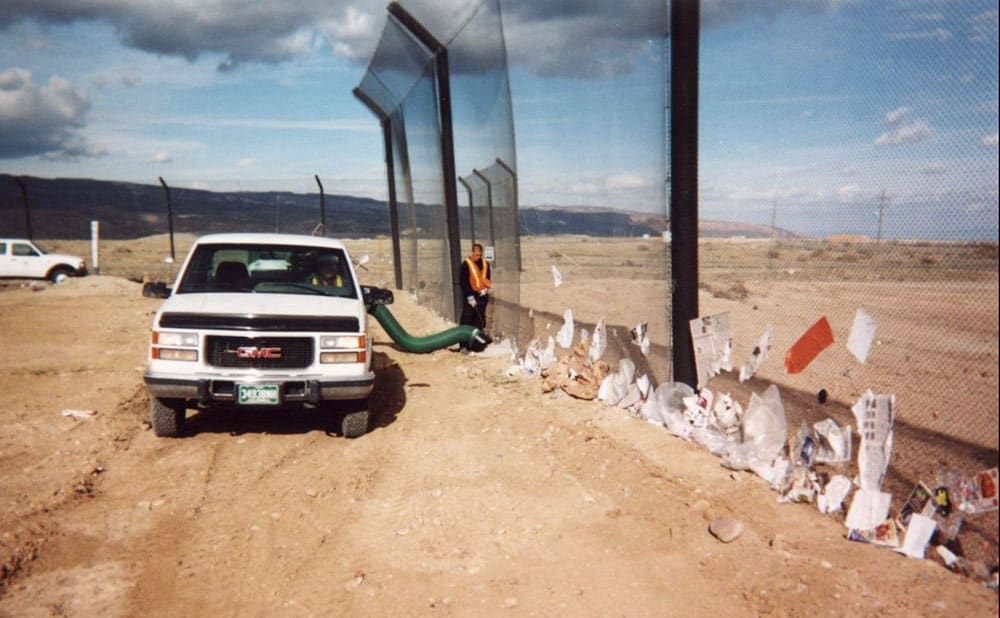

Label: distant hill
[0,175,788,240]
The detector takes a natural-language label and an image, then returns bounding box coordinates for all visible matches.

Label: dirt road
[0,276,995,616]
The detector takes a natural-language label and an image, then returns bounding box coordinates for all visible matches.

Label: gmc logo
[234,346,283,359]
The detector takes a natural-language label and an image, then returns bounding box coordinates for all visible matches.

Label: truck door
[11,242,44,277]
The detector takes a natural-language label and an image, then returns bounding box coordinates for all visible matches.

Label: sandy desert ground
[0,235,997,616]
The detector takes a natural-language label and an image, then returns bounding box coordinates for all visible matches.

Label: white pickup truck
[143,233,392,439]
[0,238,87,282]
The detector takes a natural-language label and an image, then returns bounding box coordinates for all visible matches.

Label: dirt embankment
[0,276,996,616]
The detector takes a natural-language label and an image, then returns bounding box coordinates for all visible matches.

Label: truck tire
[341,399,370,439]
[49,266,73,283]
[151,397,185,437]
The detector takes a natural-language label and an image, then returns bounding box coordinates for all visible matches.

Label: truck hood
[48,253,86,266]
[157,292,366,324]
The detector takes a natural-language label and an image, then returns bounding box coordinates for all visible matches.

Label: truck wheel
[151,397,185,437]
[341,399,370,439]
[50,267,73,283]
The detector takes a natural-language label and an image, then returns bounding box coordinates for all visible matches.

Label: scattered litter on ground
[784,316,834,374]
[540,341,609,400]
[711,393,743,440]
[505,292,995,583]
[551,265,562,287]
[60,409,97,419]
[957,467,999,514]
[740,385,787,465]
[899,482,936,526]
[818,475,852,514]
[897,513,936,559]
[847,307,877,363]
[813,418,852,464]
[845,489,892,533]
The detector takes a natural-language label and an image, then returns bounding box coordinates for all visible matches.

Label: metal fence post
[388,2,464,322]
[670,0,699,388]
[458,176,475,244]
[472,169,496,248]
[353,87,404,290]
[494,158,521,272]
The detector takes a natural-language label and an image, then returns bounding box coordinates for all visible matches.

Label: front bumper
[144,373,374,405]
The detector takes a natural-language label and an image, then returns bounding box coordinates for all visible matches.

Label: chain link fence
[699,0,998,568]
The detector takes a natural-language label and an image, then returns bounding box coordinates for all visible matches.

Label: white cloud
[150,152,173,163]
[909,12,943,23]
[874,119,931,146]
[968,9,998,44]
[983,133,999,147]
[886,28,951,42]
[0,0,850,78]
[605,173,653,191]
[836,184,862,202]
[800,110,814,118]
[0,67,99,159]
[236,158,255,167]
[884,106,910,125]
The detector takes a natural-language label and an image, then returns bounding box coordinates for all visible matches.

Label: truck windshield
[175,243,357,298]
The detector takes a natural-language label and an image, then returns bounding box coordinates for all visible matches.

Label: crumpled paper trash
[541,341,610,400]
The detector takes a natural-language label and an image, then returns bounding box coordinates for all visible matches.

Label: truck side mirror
[142,282,171,298]
[362,286,393,306]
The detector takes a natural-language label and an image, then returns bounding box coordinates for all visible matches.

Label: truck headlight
[319,334,366,363]
[154,348,198,362]
[320,335,365,349]
[153,331,199,347]
[152,330,199,361]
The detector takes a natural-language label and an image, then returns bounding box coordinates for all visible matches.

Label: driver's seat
[215,261,251,289]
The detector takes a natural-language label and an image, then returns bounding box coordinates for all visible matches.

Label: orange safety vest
[465,257,491,292]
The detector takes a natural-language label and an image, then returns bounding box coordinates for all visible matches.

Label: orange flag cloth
[784,316,834,374]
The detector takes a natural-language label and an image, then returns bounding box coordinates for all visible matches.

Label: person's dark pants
[459,296,488,348]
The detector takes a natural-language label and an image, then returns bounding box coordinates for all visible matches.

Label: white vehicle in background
[0,238,87,282]
[142,233,393,439]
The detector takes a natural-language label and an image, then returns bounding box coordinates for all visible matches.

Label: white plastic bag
[741,385,787,464]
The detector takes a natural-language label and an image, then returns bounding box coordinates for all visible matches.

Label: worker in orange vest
[459,243,491,349]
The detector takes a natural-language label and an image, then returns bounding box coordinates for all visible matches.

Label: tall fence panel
[699,1,998,564]
[357,0,520,339]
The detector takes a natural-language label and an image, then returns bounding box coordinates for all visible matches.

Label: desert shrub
[920,255,939,265]
[971,243,998,260]
[767,249,781,259]
[809,248,827,259]
[835,253,859,263]
[637,244,650,252]
[548,250,562,259]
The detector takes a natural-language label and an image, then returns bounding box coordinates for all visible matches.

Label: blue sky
[0,0,997,239]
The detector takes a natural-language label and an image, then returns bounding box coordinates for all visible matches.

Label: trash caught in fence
[689,312,733,388]
[852,390,895,492]
[739,326,772,382]
[556,309,574,348]
[846,308,877,364]
[784,316,834,374]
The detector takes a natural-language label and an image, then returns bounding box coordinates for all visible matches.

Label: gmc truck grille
[206,336,314,369]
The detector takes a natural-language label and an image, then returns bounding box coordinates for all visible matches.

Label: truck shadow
[181,351,406,437]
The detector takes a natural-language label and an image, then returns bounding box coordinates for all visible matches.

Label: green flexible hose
[368,303,491,353]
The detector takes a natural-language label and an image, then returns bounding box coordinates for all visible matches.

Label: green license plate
[237,384,280,405]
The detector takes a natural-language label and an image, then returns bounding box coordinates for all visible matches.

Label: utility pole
[876,189,887,243]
